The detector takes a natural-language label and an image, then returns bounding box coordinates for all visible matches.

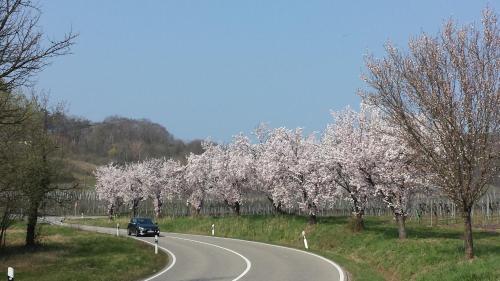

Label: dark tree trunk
[433,203,439,226]
[274,202,284,214]
[308,213,317,225]
[131,198,141,218]
[191,200,203,217]
[350,212,364,232]
[0,207,12,248]
[350,199,365,232]
[395,213,407,239]
[232,202,241,216]
[463,208,474,259]
[350,196,365,232]
[308,202,318,224]
[107,204,115,220]
[26,199,41,247]
[267,197,286,215]
[191,206,201,216]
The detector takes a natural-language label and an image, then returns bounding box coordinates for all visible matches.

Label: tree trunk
[268,197,286,215]
[192,206,201,216]
[350,200,365,232]
[26,200,40,247]
[131,198,141,218]
[232,202,241,216]
[154,197,163,218]
[0,207,11,248]
[191,200,203,217]
[274,202,285,214]
[107,203,115,220]
[308,202,318,224]
[463,208,474,259]
[350,213,364,232]
[395,213,407,239]
[433,203,439,226]
[308,213,317,224]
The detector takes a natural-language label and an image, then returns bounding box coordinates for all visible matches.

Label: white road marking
[49,220,178,281]
[133,236,177,281]
[166,235,252,281]
[54,218,344,281]
[170,232,346,281]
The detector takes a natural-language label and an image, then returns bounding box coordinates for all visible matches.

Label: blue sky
[37,1,497,142]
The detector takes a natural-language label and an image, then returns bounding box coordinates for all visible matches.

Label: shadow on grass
[347,217,500,259]
[0,243,67,259]
[0,233,137,261]
[317,216,350,225]
[474,243,500,258]
[354,216,500,241]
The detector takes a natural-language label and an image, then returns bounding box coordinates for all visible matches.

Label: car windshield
[136,218,153,224]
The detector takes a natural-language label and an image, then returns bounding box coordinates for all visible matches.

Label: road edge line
[53,220,177,281]
[166,236,252,281]
[168,232,345,281]
[133,237,177,281]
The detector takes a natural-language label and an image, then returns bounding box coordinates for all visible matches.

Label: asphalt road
[46,218,345,281]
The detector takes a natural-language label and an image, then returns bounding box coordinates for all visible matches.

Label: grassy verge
[66,215,500,281]
[0,223,167,281]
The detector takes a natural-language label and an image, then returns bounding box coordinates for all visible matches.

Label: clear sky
[36,1,498,142]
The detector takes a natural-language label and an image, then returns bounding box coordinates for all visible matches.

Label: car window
[136,218,153,224]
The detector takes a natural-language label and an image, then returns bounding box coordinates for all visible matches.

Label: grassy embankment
[67,215,500,281]
[0,223,167,281]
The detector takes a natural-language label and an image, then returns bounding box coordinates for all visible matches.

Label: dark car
[127,217,160,237]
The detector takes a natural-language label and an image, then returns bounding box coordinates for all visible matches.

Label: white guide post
[211,224,215,236]
[116,223,120,237]
[154,235,158,254]
[302,230,309,250]
[7,267,14,281]
[81,212,84,219]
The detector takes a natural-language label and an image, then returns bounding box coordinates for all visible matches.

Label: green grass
[66,215,500,281]
[0,223,167,281]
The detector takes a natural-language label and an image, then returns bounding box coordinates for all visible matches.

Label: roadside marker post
[302,230,309,250]
[116,223,120,237]
[7,267,14,281]
[211,224,215,236]
[154,235,158,255]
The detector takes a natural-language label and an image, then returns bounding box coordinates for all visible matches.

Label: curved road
[49,219,345,281]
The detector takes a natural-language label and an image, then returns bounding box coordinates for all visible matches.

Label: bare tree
[0,0,76,91]
[362,8,499,259]
[0,0,76,246]
[0,0,76,128]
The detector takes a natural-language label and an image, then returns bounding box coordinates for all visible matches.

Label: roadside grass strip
[0,223,168,281]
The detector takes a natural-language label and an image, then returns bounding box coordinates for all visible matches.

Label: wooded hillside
[49,113,204,184]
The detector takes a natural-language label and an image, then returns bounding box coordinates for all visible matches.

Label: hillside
[50,114,204,186]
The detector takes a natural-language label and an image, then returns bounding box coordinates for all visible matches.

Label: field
[66,215,500,281]
[0,223,167,281]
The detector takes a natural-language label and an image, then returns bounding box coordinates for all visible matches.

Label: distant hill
[49,113,204,186]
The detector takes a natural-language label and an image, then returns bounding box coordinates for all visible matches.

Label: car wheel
[127,229,131,236]
[135,229,140,237]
